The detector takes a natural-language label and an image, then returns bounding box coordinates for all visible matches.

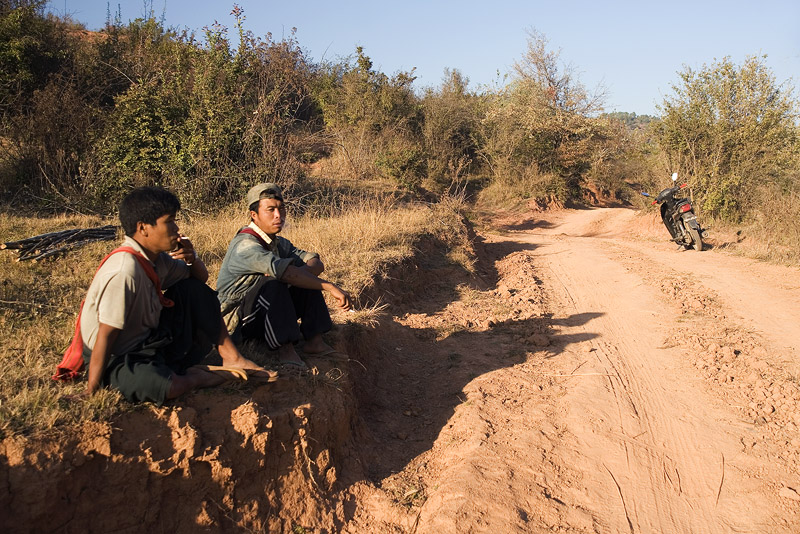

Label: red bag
[52,246,173,381]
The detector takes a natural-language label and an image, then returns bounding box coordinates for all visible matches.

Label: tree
[314,47,423,188]
[477,29,608,202]
[0,0,66,113]
[421,69,479,192]
[656,55,799,221]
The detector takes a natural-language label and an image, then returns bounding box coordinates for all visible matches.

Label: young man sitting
[65,186,272,404]
[216,183,352,368]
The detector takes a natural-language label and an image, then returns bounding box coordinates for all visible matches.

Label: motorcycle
[641,173,707,251]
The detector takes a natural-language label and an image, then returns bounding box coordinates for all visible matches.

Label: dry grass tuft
[695,185,800,265]
[475,169,565,210]
[739,186,800,264]
[282,192,473,302]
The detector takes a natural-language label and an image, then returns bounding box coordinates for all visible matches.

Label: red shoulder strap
[53,246,173,381]
[238,227,272,250]
[113,246,174,308]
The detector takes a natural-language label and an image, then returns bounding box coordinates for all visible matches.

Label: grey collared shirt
[80,236,190,354]
[215,225,318,332]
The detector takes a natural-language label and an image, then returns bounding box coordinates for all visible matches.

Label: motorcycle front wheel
[688,227,704,251]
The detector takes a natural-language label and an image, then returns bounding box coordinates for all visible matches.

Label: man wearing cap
[216,183,352,368]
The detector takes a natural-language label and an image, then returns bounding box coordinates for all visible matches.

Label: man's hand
[169,235,196,265]
[282,265,352,310]
[327,284,352,311]
[170,235,209,283]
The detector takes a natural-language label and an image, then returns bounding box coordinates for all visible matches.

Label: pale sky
[53,0,800,116]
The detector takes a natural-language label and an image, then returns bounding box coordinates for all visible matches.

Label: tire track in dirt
[611,217,800,361]
[517,208,799,533]
[531,233,734,533]
[346,207,799,533]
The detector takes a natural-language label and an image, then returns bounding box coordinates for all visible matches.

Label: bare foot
[219,342,279,380]
[301,334,334,355]
[167,367,229,399]
[277,344,308,368]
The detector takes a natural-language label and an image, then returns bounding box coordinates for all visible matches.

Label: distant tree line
[1,0,798,234]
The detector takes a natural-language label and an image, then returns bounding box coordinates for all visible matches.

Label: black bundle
[1,225,118,262]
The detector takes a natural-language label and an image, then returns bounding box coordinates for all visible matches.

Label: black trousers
[239,278,332,349]
[83,277,221,405]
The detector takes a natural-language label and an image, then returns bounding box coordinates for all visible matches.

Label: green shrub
[656,55,799,222]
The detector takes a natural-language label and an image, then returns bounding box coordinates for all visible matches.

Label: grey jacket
[216,228,318,332]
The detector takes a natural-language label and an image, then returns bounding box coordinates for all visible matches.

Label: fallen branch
[3,225,118,262]
[26,236,116,262]
[1,229,76,250]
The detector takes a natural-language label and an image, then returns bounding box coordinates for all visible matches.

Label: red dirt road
[348,207,800,533]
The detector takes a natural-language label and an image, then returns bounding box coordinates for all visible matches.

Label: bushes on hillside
[420,69,480,193]
[0,5,319,209]
[314,46,424,189]
[0,0,797,258]
[476,30,617,204]
[0,6,631,210]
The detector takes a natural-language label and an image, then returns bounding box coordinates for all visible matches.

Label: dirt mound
[1,359,364,533]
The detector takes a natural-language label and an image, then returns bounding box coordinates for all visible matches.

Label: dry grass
[476,168,566,210]
[692,185,800,265]
[185,191,473,302]
[738,187,800,264]
[0,212,127,437]
[0,192,472,438]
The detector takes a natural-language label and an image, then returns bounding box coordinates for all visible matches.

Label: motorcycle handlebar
[640,191,659,205]
[643,183,688,204]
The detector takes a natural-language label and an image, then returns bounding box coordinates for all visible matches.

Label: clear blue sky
[51,0,800,116]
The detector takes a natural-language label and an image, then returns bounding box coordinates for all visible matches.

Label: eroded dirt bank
[3,206,800,533]
[1,357,367,533]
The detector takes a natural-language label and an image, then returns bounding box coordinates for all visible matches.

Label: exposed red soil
[3,206,800,533]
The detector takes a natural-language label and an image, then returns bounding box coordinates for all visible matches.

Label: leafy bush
[421,69,480,193]
[476,30,608,204]
[313,47,422,188]
[656,55,799,222]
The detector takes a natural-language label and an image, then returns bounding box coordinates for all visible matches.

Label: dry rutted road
[356,207,800,533]
[503,209,800,533]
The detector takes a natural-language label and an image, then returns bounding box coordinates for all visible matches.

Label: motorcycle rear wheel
[688,227,704,251]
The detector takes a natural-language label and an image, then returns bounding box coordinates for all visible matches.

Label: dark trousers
[83,278,222,404]
[239,278,332,349]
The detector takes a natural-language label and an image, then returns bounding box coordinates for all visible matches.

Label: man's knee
[168,277,219,307]
[107,356,172,405]
[256,278,292,300]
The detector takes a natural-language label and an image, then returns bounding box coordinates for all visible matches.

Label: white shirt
[80,236,189,354]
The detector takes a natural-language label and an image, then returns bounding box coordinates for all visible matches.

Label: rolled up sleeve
[277,239,318,266]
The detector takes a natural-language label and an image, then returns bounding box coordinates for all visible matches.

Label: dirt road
[348,207,800,533]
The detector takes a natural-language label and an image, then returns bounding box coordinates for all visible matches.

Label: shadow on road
[351,229,602,482]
